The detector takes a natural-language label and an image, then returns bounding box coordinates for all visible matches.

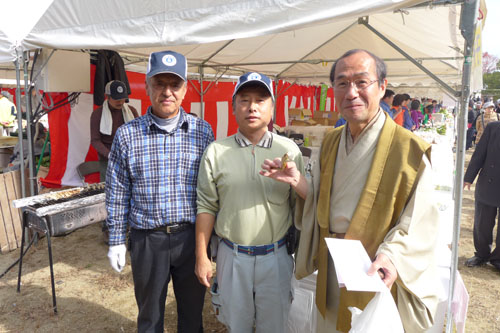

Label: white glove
[107,244,127,273]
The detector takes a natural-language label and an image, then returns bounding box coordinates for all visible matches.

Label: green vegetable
[436,125,446,136]
[36,155,51,167]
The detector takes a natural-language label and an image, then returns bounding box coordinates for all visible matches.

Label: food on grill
[12,182,106,236]
[13,183,105,210]
[32,183,105,209]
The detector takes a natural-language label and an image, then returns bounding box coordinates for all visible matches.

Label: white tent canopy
[0,0,466,98]
[0,0,54,63]
[120,4,464,90]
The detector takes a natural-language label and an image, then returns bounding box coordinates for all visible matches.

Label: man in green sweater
[195,72,303,332]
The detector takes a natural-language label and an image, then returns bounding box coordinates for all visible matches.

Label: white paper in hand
[324,238,386,292]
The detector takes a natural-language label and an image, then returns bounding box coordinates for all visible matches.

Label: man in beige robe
[261,49,440,332]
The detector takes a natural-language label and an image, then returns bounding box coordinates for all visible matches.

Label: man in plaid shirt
[105,50,214,333]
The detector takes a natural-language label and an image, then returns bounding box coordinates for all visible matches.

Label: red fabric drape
[40,93,71,187]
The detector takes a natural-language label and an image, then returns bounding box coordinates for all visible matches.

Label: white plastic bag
[349,290,404,333]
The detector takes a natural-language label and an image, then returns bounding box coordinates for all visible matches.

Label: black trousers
[466,127,475,150]
[473,199,500,263]
[130,226,206,333]
[99,159,108,183]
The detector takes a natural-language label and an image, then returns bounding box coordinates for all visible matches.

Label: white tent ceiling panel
[0,0,54,64]
[279,6,465,86]
[390,74,461,86]
[0,33,14,65]
[0,0,470,96]
[114,5,465,90]
[120,42,232,62]
[117,19,355,74]
[22,0,425,52]
[370,6,463,58]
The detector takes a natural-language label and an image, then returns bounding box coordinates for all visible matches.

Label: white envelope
[325,238,387,292]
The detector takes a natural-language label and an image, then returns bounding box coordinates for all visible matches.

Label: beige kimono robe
[295,111,440,332]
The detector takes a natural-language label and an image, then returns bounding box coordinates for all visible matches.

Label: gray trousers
[214,239,293,333]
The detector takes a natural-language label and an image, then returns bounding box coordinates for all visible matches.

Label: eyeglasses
[333,79,379,91]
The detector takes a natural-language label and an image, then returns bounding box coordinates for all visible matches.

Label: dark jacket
[90,104,139,161]
[464,121,500,207]
[93,50,130,106]
[467,109,475,125]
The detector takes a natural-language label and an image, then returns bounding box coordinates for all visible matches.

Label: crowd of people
[466,97,500,150]
[336,88,446,131]
[369,90,500,278]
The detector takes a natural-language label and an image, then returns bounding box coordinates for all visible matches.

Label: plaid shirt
[106,107,214,245]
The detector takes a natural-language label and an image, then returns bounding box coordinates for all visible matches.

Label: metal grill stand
[17,211,58,313]
[13,184,106,314]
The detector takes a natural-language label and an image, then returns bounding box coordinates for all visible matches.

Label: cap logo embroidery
[162,54,177,67]
[248,73,261,81]
[117,86,124,93]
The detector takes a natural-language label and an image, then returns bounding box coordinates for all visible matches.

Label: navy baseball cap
[146,50,187,81]
[105,80,128,100]
[233,72,274,100]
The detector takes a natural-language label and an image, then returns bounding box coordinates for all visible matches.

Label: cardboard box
[312,111,333,119]
[290,119,317,126]
[312,111,339,126]
[313,118,337,126]
[289,108,313,120]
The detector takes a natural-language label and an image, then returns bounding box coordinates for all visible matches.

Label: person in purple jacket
[410,99,424,130]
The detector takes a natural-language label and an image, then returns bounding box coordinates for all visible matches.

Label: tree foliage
[483,52,499,74]
[483,71,500,101]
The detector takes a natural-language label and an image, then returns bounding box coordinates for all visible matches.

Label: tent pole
[410,0,466,9]
[274,78,279,124]
[30,49,55,86]
[454,100,459,145]
[445,0,479,332]
[359,17,458,98]
[188,80,201,95]
[203,68,229,94]
[196,39,234,103]
[277,80,297,99]
[201,40,234,66]
[22,51,36,197]
[199,66,204,120]
[208,56,464,68]
[14,49,26,198]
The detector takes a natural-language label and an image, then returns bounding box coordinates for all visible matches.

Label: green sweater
[197,132,304,245]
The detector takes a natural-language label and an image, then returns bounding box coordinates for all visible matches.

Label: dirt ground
[1,149,499,332]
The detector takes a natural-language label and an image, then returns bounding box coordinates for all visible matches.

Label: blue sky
[483,0,500,57]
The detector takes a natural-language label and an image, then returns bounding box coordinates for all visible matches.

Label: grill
[13,183,106,236]
[13,183,106,313]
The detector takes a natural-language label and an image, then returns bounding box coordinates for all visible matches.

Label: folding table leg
[16,212,27,293]
[45,219,58,314]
